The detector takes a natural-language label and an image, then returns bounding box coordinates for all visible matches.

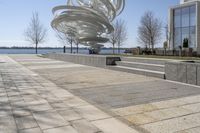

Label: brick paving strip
[0,55,139,133]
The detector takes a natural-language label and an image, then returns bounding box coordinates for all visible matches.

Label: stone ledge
[43,53,121,68]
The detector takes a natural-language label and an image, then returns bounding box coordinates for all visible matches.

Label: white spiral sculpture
[51,0,125,52]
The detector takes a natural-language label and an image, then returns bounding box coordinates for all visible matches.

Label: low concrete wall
[43,53,121,68]
[165,61,200,86]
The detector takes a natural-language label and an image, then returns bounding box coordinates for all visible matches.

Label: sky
[0,0,179,48]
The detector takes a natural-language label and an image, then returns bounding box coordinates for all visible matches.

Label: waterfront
[0,48,125,54]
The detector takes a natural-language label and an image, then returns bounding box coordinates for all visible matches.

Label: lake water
[0,48,125,54]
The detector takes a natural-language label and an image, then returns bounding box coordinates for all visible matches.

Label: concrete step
[109,65,165,79]
[116,61,165,72]
[120,57,168,65]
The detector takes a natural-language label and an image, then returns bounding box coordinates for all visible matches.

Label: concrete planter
[165,61,200,86]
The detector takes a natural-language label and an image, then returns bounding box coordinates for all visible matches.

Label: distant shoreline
[0,47,78,49]
[0,47,127,50]
[0,48,126,54]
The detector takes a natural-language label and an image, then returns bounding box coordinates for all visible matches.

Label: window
[190,26,196,48]
[181,7,189,27]
[190,5,196,26]
[182,27,189,44]
[174,9,181,28]
[173,5,196,49]
[174,28,181,48]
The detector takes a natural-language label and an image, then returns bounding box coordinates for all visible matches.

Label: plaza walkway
[1,55,200,133]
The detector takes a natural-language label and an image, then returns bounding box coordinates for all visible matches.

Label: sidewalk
[0,55,138,133]
[2,54,200,133]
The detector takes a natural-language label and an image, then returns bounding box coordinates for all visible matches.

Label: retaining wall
[43,53,121,68]
[165,61,200,86]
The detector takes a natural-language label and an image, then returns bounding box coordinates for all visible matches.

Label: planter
[165,61,200,86]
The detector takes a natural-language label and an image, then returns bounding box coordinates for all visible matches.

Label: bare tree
[137,11,162,52]
[109,21,118,54]
[24,12,47,54]
[115,19,127,54]
[74,39,80,54]
[109,19,127,54]
[56,31,74,53]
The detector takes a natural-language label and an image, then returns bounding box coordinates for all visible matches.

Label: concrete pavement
[0,55,138,133]
[1,54,200,133]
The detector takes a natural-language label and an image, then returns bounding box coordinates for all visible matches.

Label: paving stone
[0,92,6,97]
[113,104,157,116]
[19,128,42,133]
[176,127,200,133]
[13,107,31,117]
[8,95,24,102]
[43,126,78,133]
[74,105,110,121]
[0,96,8,102]
[179,95,200,104]
[7,91,20,97]
[62,96,89,107]
[0,116,17,133]
[50,102,70,109]
[144,107,192,122]
[51,89,73,98]
[58,109,82,121]
[151,99,186,109]
[15,115,38,130]
[20,89,38,95]
[141,112,200,133]
[33,111,68,130]
[0,104,12,117]
[124,113,156,125]
[182,103,200,113]
[45,97,61,103]
[11,101,28,108]
[92,118,139,133]
[72,119,101,133]
[28,103,53,112]
[23,97,47,105]
[39,93,56,99]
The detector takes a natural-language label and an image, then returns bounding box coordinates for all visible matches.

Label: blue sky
[0,0,179,48]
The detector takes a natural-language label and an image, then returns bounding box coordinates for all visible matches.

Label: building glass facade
[173,5,196,49]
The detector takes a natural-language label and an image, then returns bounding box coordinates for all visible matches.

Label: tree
[137,11,162,52]
[74,39,80,54]
[56,31,74,53]
[24,12,47,54]
[109,19,127,54]
[116,19,127,54]
[109,22,118,54]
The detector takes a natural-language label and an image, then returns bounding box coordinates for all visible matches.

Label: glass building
[169,0,200,55]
